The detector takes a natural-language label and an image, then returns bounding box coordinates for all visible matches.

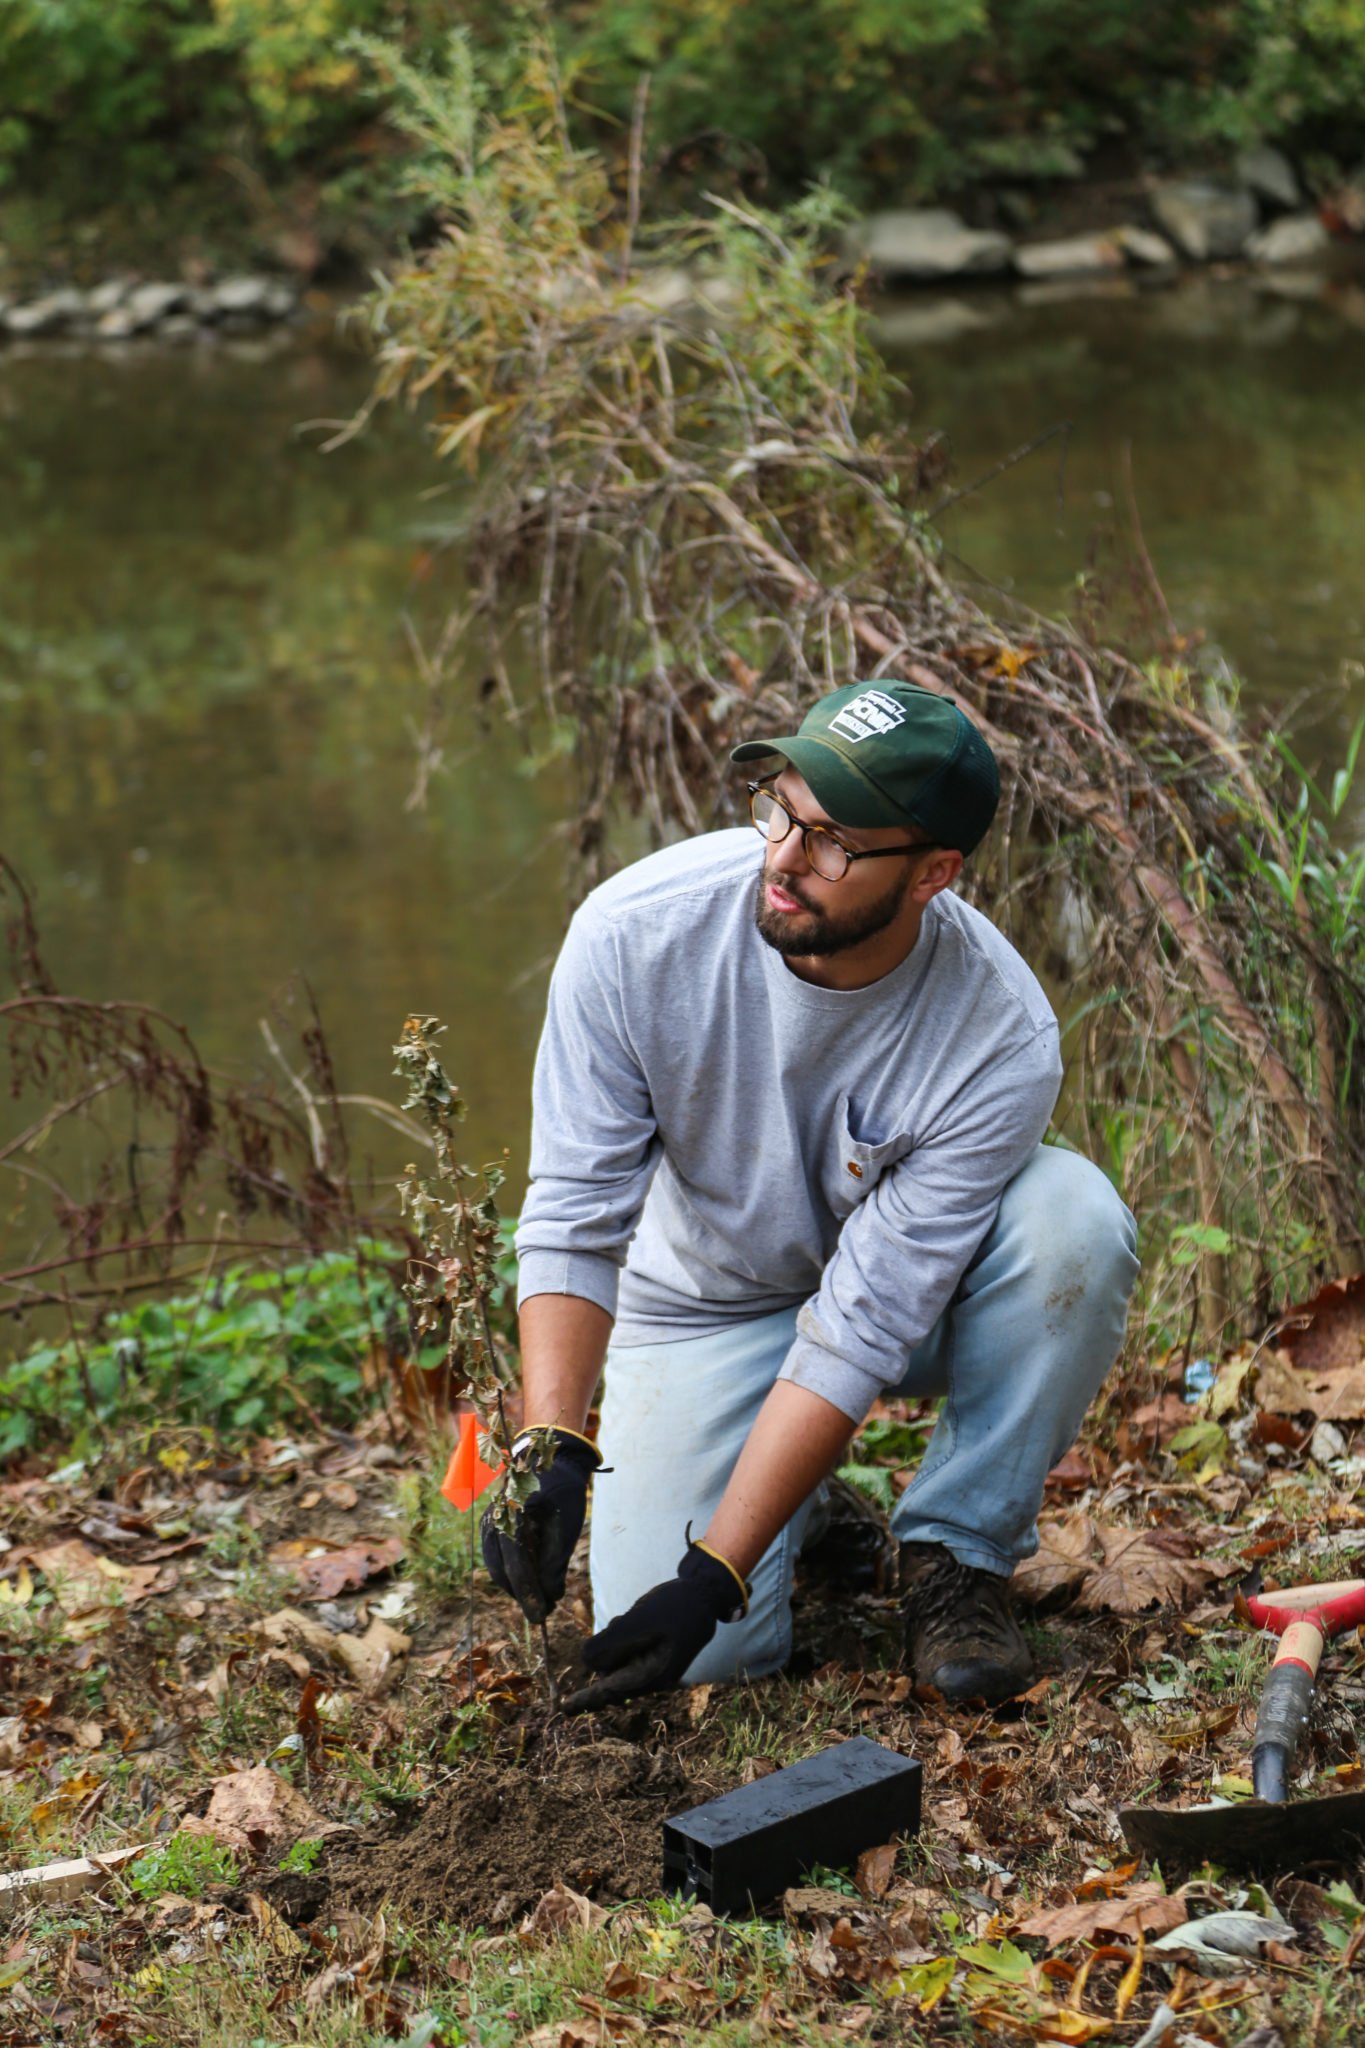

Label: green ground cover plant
[128,1830,242,1899]
[0,1247,404,1456]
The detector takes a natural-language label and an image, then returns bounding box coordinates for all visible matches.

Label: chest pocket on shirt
[820,1092,909,1220]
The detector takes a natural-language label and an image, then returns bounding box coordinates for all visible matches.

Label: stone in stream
[123,281,188,329]
[4,289,86,337]
[1148,178,1258,261]
[1247,214,1331,266]
[95,305,141,340]
[1013,232,1124,280]
[1236,144,1301,212]
[211,274,274,317]
[1113,224,1178,269]
[852,208,1013,281]
[873,296,1006,350]
[85,278,132,317]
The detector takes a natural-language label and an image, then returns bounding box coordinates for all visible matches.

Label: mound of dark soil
[327,1736,692,1924]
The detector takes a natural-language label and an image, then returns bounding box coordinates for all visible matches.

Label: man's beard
[753,863,912,958]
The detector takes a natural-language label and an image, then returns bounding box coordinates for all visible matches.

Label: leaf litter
[2,1290,1364,2044]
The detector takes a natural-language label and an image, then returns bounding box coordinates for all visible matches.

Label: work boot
[899,1541,1034,1706]
[798,1474,897,1594]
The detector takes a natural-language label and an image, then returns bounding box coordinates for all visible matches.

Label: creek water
[2,272,1363,1278]
[882,270,1365,803]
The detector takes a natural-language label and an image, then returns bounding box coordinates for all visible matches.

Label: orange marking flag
[441,1412,504,1510]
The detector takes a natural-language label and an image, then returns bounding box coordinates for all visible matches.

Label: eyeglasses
[747,782,938,883]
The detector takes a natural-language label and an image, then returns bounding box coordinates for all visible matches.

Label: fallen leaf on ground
[1045,1446,1110,1491]
[1015,1883,1188,1947]
[1013,1515,1096,1605]
[1253,1349,1322,1416]
[1074,1861,1141,1899]
[256,1608,411,1690]
[784,1886,874,1922]
[528,1883,605,1937]
[369,1583,416,1622]
[1123,1395,1196,1448]
[525,2025,598,2048]
[601,1960,644,2000]
[1151,1908,1294,1973]
[28,1541,163,1636]
[1271,1273,1365,1419]
[685,1683,714,1726]
[1077,1525,1224,1614]
[855,1842,897,1901]
[1157,1702,1239,1749]
[271,1538,404,1601]
[0,1565,34,1607]
[247,1891,309,1958]
[31,1540,161,1607]
[304,1933,385,2009]
[180,1764,343,1856]
[1282,1272,1365,1373]
[29,1771,103,1839]
[885,1954,955,2009]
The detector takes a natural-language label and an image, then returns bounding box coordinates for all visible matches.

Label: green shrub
[0,0,454,203]
[1,1216,521,1459]
[0,1,229,189]
[7,3,1365,255]
[8,3,1365,237]
[0,1246,403,1456]
[566,0,987,203]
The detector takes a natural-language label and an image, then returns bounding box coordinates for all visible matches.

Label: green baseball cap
[731,681,999,854]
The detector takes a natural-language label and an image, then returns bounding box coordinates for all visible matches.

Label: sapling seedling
[393,1016,561,1705]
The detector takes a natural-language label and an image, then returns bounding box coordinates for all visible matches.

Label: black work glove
[563,1538,749,1712]
[481,1426,601,1624]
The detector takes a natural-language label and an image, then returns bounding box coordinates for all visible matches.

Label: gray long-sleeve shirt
[515,829,1062,1421]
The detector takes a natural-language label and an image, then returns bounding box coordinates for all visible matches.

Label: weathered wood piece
[0,1843,147,1906]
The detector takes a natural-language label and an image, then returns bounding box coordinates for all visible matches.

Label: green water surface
[2,273,1363,1288]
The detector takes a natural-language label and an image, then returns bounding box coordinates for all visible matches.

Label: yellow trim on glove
[692,1537,751,1617]
[513,1423,602,1466]
[550,1425,600,1458]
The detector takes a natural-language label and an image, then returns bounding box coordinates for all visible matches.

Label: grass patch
[396,1439,482,1620]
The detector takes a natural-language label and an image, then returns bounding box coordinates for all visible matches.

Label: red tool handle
[1244,1579,1365,1804]
[1244,1578,1365,1637]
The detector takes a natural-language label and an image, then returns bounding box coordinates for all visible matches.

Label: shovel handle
[1251,1618,1325,1804]
[1244,1578,1365,1637]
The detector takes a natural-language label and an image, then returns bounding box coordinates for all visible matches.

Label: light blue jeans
[589,1145,1138,1682]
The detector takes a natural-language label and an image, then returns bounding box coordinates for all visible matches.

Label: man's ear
[911,849,964,900]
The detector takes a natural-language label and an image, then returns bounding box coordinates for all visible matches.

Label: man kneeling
[482,683,1139,1708]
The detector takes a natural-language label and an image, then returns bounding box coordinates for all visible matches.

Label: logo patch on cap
[827,688,908,744]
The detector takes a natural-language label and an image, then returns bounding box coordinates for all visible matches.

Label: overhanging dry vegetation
[350,38,1365,1353]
